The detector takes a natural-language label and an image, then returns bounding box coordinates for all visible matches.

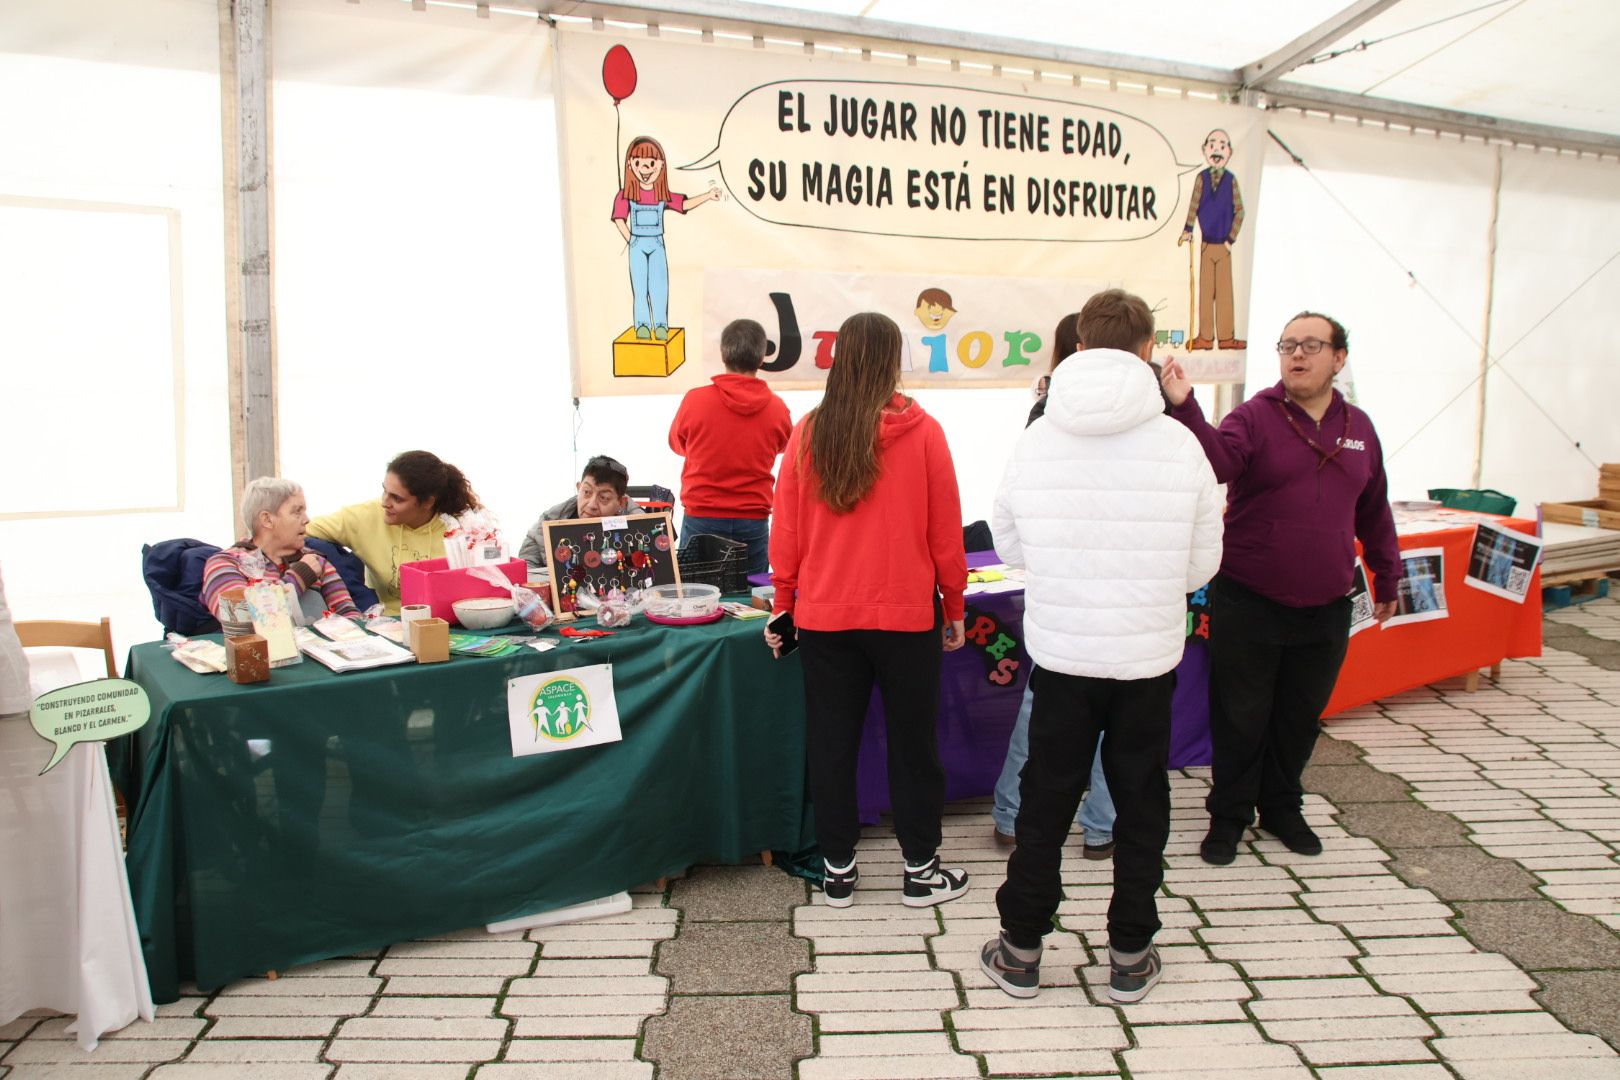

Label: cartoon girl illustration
[611,136,723,341]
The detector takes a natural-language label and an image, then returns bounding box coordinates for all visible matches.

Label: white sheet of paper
[507,663,622,757]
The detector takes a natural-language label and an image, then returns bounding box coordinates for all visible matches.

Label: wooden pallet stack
[1540,464,1620,591]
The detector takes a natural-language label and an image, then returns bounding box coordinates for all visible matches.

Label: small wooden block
[226,634,270,684]
[1464,670,1481,693]
[760,850,773,867]
[410,618,450,663]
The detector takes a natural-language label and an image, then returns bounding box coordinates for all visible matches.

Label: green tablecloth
[122,616,811,1001]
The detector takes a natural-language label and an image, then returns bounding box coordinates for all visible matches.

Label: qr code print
[1507,567,1531,594]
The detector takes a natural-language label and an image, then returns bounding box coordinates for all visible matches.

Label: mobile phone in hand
[767,611,799,658]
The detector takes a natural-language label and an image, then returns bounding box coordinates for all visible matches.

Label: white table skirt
[1,657,154,1050]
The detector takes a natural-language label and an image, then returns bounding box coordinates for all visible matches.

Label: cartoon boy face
[915,300,955,331]
[1202,130,1232,170]
[629,155,664,187]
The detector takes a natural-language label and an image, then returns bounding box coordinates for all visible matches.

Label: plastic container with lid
[643,582,721,621]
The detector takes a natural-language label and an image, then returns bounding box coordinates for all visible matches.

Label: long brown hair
[387,450,482,517]
[1050,312,1082,372]
[621,137,671,202]
[804,312,903,514]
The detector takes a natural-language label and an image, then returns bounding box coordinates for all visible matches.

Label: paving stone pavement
[6,597,1620,1079]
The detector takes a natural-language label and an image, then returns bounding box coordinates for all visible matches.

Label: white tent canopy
[1,0,1616,653]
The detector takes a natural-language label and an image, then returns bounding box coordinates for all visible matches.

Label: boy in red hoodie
[668,319,793,576]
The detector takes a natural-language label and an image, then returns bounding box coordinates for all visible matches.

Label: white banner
[557,29,1263,396]
[506,663,623,757]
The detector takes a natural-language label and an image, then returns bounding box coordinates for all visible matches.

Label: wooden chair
[15,618,118,679]
[15,617,128,840]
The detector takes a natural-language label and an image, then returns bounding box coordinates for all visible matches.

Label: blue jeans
[679,515,769,578]
[992,683,1115,844]
[627,233,669,331]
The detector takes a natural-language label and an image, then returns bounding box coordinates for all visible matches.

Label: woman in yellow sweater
[308,450,482,613]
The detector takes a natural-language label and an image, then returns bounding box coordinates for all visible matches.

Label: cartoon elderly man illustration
[1178,130,1246,351]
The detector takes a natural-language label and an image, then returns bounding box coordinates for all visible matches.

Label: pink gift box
[398,557,526,625]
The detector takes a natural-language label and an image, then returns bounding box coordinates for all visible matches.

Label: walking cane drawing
[1187,232,1195,349]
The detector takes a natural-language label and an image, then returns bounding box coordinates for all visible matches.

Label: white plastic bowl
[452,596,515,630]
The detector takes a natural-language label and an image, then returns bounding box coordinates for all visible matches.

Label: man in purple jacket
[1161,312,1400,865]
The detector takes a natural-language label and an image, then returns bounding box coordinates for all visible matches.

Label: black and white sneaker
[901,855,969,908]
[980,934,1041,999]
[822,857,858,908]
[1108,944,1162,1003]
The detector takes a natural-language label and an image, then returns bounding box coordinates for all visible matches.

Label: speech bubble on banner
[680,79,1202,243]
[30,678,151,774]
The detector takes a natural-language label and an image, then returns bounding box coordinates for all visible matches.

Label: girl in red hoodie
[766,311,970,909]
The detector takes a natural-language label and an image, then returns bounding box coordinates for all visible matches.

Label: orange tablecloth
[1324,515,1543,717]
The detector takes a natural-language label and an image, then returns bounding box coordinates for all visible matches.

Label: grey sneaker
[822,857,858,908]
[980,934,1041,999]
[901,856,968,907]
[1108,944,1162,1003]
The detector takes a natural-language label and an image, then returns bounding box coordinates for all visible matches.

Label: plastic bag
[442,508,508,569]
[514,586,554,630]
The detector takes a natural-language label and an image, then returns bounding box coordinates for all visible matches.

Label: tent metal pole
[536,0,1239,91]
[1472,147,1502,490]
[221,0,277,523]
[1240,0,1407,90]
[536,0,1620,159]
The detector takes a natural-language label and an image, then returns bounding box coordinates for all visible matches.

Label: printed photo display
[1388,547,1448,627]
[1463,521,1544,603]
[1347,561,1377,636]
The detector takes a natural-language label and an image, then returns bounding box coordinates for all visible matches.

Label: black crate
[678,533,750,594]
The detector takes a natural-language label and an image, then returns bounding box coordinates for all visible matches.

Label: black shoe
[1200,823,1242,866]
[1108,944,1162,1003]
[902,855,968,908]
[822,857,858,907]
[980,934,1041,999]
[1082,839,1115,861]
[1260,815,1323,856]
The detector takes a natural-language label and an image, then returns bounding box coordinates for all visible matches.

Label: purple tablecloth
[854,554,1212,823]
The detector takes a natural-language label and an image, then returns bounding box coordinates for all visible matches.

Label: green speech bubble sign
[30,678,151,774]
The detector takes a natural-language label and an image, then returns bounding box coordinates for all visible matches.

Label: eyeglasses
[1276,338,1335,356]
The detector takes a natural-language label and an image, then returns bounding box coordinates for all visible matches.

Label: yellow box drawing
[613,327,686,378]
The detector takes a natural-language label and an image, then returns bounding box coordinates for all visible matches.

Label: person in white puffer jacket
[981,288,1222,1007]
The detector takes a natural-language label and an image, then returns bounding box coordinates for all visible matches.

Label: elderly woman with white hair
[200,477,358,620]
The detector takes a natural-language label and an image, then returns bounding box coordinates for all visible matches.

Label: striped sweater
[201,544,358,620]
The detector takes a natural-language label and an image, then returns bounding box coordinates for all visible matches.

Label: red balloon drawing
[602,45,637,104]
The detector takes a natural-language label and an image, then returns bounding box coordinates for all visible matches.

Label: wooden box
[226,634,270,684]
[1541,499,1620,531]
[408,617,450,664]
[1599,464,1620,501]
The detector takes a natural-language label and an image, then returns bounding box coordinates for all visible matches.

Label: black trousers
[996,665,1174,954]
[799,624,945,866]
[1207,575,1351,828]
